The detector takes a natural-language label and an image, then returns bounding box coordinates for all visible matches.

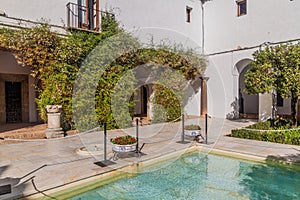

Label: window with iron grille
[67,0,101,31]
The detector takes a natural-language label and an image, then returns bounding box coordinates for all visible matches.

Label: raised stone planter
[45,105,64,138]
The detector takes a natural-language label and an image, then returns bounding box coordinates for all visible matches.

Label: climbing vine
[0,15,206,131]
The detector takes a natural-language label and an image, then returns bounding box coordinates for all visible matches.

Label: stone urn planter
[46,105,62,113]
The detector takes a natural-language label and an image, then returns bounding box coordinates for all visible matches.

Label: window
[78,0,100,30]
[186,6,192,23]
[237,0,247,16]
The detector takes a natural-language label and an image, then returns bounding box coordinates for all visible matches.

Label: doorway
[239,65,259,118]
[5,82,22,123]
[141,85,148,116]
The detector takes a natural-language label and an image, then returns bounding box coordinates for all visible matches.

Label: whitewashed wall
[1,0,299,118]
[204,0,300,53]
[0,0,76,27]
[204,0,300,117]
[102,0,203,48]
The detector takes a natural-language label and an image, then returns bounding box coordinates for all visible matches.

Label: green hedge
[231,120,300,145]
[231,129,300,145]
[246,119,292,130]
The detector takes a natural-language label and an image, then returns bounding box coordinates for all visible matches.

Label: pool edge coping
[25,145,298,199]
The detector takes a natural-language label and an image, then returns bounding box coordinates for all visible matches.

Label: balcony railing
[66,2,114,32]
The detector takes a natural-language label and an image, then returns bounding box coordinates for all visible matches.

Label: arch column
[200,76,209,117]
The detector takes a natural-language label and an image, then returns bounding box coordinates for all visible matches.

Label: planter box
[112,143,137,153]
[184,130,201,136]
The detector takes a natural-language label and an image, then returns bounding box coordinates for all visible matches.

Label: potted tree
[110,135,137,152]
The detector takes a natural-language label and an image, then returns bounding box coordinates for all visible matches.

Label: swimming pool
[69,153,300,200]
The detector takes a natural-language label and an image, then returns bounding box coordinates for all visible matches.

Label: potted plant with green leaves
[184,124,201,136]
[110,135,137,152]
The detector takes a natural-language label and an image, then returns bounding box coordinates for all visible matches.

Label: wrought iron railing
[66,2,114,32]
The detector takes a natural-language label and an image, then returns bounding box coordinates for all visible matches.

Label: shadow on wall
[185,75,201,97]
[226,97,239,120]
[190,75,201,94]
[184,75,202,107]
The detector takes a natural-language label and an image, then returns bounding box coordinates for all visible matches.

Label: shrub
[231,120,300,146]
[0,17,206,132]
[184,124,201,130]
[110,135,137,145]
[246,119,292,130]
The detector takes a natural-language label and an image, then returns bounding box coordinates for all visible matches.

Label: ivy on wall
[0,15,206,130]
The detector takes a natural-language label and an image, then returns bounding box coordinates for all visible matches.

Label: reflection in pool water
[69,153,300,200]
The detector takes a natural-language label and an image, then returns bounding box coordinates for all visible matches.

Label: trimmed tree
[244,43,300,125]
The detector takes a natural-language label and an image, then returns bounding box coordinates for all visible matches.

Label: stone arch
[235,58,259,118]
[0,50,31,124]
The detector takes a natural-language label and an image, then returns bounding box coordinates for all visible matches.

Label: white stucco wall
[0,0,76,27]
[204,0,300,117]
[101,0,300,118]
[205,0,300,54]
[277,98,291,115]
[259,93,272,121]
[102,0,203,49]
[1,0,299,118]
[184,90,201,117]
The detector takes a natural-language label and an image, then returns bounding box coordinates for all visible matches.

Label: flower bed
[111,135,137,153]
[111,135,137,145]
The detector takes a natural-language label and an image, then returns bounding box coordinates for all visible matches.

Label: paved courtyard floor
[0,117,300,199]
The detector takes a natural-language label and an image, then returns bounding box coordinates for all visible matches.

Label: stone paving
[0,117,300,199]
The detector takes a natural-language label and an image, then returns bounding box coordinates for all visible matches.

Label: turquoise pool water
[70,153,300,200]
